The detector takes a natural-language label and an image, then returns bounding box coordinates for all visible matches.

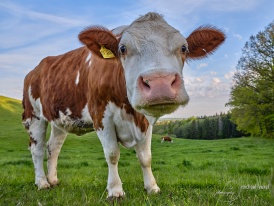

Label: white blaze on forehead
[75,71,80,85]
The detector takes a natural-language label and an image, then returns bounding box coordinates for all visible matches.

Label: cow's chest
[104,102,148,148]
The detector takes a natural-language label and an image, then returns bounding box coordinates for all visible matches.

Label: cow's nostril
[143,79,151,89]
[138,76,151,92]
[171,74,180,88]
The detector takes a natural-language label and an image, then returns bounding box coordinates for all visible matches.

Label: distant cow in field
[161,136,173,143]
[22,12,225,199]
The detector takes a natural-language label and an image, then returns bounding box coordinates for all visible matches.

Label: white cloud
[233,33,243,40]
[224,71,235,80]
[212,77,221,85]
[197,63,208,69]
[195,78,203,82]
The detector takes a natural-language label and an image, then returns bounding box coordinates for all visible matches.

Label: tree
[227,21,274,138]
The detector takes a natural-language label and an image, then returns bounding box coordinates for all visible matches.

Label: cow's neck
[87,54,149,131]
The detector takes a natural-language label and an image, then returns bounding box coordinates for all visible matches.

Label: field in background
[0,96,273,205]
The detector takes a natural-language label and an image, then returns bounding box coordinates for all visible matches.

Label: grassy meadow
[0,95,273,205]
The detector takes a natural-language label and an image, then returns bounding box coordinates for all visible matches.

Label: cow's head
[79,12,225,119]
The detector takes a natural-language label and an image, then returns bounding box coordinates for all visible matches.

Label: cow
[161,136,173,143]
[22,12,225,199]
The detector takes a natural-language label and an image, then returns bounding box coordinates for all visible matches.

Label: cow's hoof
[47,177,59,187]
[36,179,51,190]
[107,195,125,202]
[49,179,59,187]
[107,189,125,201]
[146,185,161,194]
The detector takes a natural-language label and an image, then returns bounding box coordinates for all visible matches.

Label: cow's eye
[181,45,188,53]
[119,45,127,55]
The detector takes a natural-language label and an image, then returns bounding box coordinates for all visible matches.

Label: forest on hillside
[153,113,246,140]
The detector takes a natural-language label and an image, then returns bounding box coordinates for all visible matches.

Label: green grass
[0,95,273,205]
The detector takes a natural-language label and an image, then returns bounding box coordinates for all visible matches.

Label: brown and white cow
[161,136,173,143]
[22,12,225,199]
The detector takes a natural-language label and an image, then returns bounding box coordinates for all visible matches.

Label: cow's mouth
[137,103,180,117]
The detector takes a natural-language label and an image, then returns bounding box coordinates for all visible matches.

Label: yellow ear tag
[100,45,115,58]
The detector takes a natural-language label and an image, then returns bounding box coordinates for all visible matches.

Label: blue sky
[0,0,273,118]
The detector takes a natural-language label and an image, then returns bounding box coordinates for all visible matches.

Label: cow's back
[22,47,90,124]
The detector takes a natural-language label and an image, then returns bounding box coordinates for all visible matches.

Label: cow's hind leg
[26,117,50,189]
[47,125,67,186]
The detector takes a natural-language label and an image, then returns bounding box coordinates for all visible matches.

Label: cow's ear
[186,26,225,60]
[78,26,119,59]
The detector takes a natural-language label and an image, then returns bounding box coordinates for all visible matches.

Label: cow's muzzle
[137,72,189,117]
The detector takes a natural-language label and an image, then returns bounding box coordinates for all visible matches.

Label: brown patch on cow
[187,26,226,59]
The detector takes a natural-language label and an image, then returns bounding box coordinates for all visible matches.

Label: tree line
[153,113,246,140]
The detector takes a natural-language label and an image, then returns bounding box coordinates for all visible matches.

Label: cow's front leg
[135,125,160,194]
[97,123,125,199]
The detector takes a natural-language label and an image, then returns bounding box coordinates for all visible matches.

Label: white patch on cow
[28,86,47,121]
[75,71,80,85]
[65,108,72,115]
[85,52,92,67]
[85,52,91,63]
[81,104,92,123]
[103,102,147,148]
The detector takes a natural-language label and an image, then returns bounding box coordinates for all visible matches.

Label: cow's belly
[111,104,147,148]
[53,118,94,136]
[51,104,94,136]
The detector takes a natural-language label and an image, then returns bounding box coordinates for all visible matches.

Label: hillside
[0,96,23,136]
[0,95,21,113]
